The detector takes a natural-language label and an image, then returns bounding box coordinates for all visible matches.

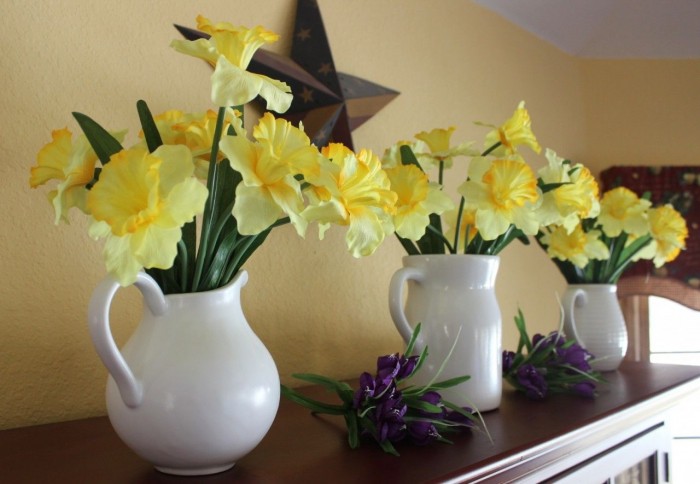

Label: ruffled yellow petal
[86,145,207,285]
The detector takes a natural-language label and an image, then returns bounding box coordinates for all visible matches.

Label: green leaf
[395,234,420,255]
[399,144,423,170]
[198,227,239,290]
[180,221,197,291]
[290,373,354,404]
[345,412,359,449]
[427,375,471,390]
[72,112,124,165]
[404,322,422,356]
[514,308,532,353]
[417,213,446,254]
[136,99,163,152]
[280,385,347,415]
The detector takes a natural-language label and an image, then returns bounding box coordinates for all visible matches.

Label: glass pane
[613,454,655,484]
[649,297,700,354]
[650,353,700,366]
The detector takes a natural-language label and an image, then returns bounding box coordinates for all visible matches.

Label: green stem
[481,141,501,157]
[426,224,455,253]
[453,197,466,254]
[192,106,227,290]
[177,240,189,291]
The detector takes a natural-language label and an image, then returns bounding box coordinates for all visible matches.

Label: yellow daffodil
[597,187,651,237]
[444,205,479,252]
[139,108,243,178]
[303,143,397,257]
[380,139,429,169]
[30,128,126,224]
[219,113,316,237]
[633,204,688,267]
[458,157,540,240]
[385,164,454,240]
[87,145,208,286]
[484,101,541,156]
[170,15,292,111]
[537,149,600,232]
[252,113,322,181]
[414,127,477,170]
[540,224,609,268]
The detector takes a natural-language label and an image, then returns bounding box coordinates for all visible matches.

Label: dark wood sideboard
[1,362,699,483]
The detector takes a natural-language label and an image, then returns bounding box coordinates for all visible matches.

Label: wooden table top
[2,362,699,483]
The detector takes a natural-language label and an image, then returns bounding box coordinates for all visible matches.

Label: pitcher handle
[388,267,424,344]
[563,288,587,348]
[87,272,167,408]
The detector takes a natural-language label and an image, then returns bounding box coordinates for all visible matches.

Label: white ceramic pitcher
[88,270,279,476]
[389,255,502,412]
[562,284,628,372]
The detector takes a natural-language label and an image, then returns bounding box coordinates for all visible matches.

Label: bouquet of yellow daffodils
[381,105,600,256]
[536,184,688,283]
[30,16,397,294]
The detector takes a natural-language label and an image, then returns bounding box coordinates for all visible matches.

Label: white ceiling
[473,0,700,59]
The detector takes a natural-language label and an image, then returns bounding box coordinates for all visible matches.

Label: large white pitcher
[562,284,628,371]
[88,270,279,476]
[389,255,502,412]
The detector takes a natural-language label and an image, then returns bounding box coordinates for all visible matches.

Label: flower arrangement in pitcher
[536,185,688,283]
[281,324,482,455]
[381,105,600,256]
[502,309,604,400]
[29,15,398,294]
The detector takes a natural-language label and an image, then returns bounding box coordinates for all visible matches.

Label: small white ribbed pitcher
[389,255,502,412]
[562,284,628,371]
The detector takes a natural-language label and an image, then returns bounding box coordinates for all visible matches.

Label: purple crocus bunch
[282,324,478,455]
[502,310,603,400]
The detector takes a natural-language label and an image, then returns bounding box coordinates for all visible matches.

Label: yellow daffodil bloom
[138,108,243,178]
[414,127,476,170]
[385,164,454,240]
[537,149,600,232]
[540,224,609,268]
[458,157,540,240]
[219,113,317,237]
[484,101,541,156]
[303,143,397,257]
[30,128,126,224]
[633,204,688,267]
[170,15,292,111]
[597,187,651,237]
[444,205,479,252]
[87,145,208,286]
[380,139,429,169]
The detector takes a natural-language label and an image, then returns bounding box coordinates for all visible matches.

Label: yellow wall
[1,0,697,430]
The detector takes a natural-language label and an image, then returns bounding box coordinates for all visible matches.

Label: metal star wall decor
[175,0,399,149]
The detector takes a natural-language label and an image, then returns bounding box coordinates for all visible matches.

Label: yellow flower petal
[87,145,207,285]
[598,187,651,237]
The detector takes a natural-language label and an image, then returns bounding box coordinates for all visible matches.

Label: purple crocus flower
[446,408,475,427]
[516,364,548,400]
[353,372,376,408]
[557,343,593,372]
[570,381,596,398]
[373,394,407,443]
[376,353,419,386]
[502,350,516,373]
[408,420,440,445]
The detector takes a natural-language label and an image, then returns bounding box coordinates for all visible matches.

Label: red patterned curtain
[600,166,699,288]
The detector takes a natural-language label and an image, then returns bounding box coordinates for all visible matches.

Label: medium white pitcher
[88,270,279,476]
[562,284,628,371]
[389,255,502,411]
